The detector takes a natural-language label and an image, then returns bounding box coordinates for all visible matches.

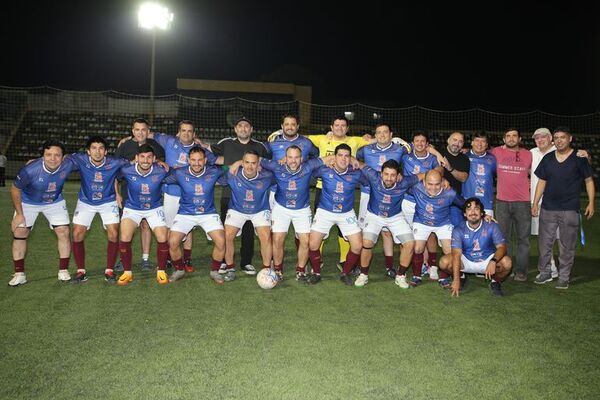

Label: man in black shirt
[210,117,271,275]
[439,131,471,226]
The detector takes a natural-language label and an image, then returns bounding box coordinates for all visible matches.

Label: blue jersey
[120,163,169,210]
[411,182,462,227]
[356,142,407,194]
[361,166,419,217]
[312,165,366,213]
[154,133,217,197]
[163,166,225,215]
[14,158,76,205]
[260,158,322,210]
[69,153,128,206]
[451,220,505,262]
[402,152,439,202]
[226,169,274,214]
[462,151,496,210]
[266,134,318,193]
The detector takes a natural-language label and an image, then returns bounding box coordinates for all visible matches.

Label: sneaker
[275,270,284,281]
[385,268,396,280]
[223,269,236,282]
[104,271,116,284]
[354,273,369,287]
[114,261,124,273]
[395,275,409,289]
[241,264,256,275]
[534,273,553,285]
[139,259,155,271]
[550,259,559,279]
[350,266,361,277]
[555,280,569,290]
[218,263,227,274]
[295,272,308,283]
[307,274,321,285]
[165,260,173,270]
[8,272,27,287]
[408,276,422,287]
[157,270,168,285]
[117,272,133,286]
[421,263,429,276]
[184,260,194,273]
[513,272,527,282]
[429,266,439,281]
[72,271,88,284]
[438,278,451,289]
[169,269,185,283]
[489,281,504,296]
[58,269,71,282]
[209,270,225,284]
[340,273,354,286]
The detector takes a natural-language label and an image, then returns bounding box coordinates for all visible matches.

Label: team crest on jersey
[151,175,159,182]
[335,182,344,193]
[245,190,254,201]
[256,182,263,189]
[477,164,486,175]
[426,203,434,213]
[194,184,204,195]
[94,172,103,182]
[60,172,67,179]
[141,183,150,194]
[47,182,57,192]
[178,153,187,164]
[288,180,297,190]
[438,199,444,205]
[345,176,353,182]
[382,194,391,204]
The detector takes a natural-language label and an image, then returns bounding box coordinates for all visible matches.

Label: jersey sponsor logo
[178,153,187,164]
[286,200,296,208]
[476,164,486,175]
[413,165,421,174]
[382,194,391,204]
[335,182,344,193]
[47,182,57,192]
[94,172,103,182]
[379,155,387,165]
[141,183,150,194]
[245,190,254,201]
[333,204,343,212]
[143,203,151,209]
[288,180,297,190]
[93,192,103,200]
[194,184,204,195]
[425,203,434,214]
[473,239,481,252]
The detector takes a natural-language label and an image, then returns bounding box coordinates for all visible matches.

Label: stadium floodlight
[137,2,174,124]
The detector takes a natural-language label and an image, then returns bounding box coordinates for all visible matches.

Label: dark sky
[3,0,600,114]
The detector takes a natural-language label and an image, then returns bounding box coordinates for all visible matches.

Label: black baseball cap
[234,116,252,126]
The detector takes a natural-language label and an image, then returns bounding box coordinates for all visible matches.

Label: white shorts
[271,202,312,234]
[171,213,224,235]
[122,206,167,229]
[358,192,370,228]
[413,222,453,241]
[163,192,180,228]
[311,208,361,239]
[402,199,416,226]
[269,190,276,210]
[362,210,414,244]
[461,253,494,274]
[225,208,271,234]
[19,200,70,229]
[72,200,120,228]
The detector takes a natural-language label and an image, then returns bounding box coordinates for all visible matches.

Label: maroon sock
[183,249,192,261]
[296,265,306,274]
[308,249,322,274]
[343,251,360,274]
[211,259,221,272]
[360,266,369,275]
[428,252,437,268]
[492,274,503,283]
[59,257,70,270]
[439,269,449,279]
[106,241,119,269]
[14,259,25,273]
[119,241,132,271]
[226,264,236,270]
[274,263,283,272]
[385,255,394,270]
[412,253,424,277]
[173,258,185,271]
[157,241,169,271]
[72,241,85,269]
[397,265,408,275]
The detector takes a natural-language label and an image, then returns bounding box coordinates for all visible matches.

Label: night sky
[3,0,600,114]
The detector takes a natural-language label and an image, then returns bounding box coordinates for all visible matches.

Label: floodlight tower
[138,2,173,124]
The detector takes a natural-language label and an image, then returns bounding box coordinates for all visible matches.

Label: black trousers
[220,195,254,267]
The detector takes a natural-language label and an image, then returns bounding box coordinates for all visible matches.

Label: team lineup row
[8,115,595,296]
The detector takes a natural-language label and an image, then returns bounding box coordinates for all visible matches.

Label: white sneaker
[354,273,369,287]
[550,258,559,279]
[241,264,257,275]
[218,263,227,274]
[429,266,439,280]
[58,269,71,282]
[8,272,27,287]
[395,274,409,289]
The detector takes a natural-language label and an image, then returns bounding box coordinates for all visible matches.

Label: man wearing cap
[210,116,271,275]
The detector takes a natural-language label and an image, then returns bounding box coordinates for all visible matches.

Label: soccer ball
[256,268,279,289]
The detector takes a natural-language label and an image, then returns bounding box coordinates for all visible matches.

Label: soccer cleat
[385,268,396,280]
[104,270,116,284]
[307,274,321,285]
[489,281,504,296]
[295,272,308,283]
[184,259,195,273]
[350,266,361,277]
[429,266,439,281]
[408,276,422,287]
[241,264,256,275]
[209,270,225,284]
[395,274,409,289]
[275,270,284,281]
[72,271,88,284]
[58,269,71,282]
[218,263,227,274]
[555,280,569,290]
[156,270,168,285]
[534,273,553,285]
[8,272,27,287]
[421,263,429,276]
[438,278,451,289]
[354,273,369,287]
[113,261,124,273]
[223,269,236,282]
[165,260,173,270]
[169,270,185,283]
[139,259,155,271]
[117,272,133,286]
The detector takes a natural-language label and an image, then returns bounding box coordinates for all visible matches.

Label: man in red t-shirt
[490,128,532,282]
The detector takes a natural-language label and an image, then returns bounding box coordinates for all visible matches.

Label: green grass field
[1,182,599,399]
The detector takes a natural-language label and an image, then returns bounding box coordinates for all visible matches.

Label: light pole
[138,2,173,125]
